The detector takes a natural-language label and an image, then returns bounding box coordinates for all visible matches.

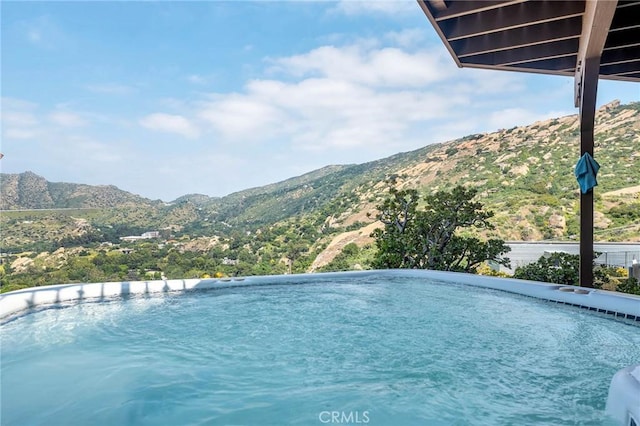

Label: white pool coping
[1,269,638,425]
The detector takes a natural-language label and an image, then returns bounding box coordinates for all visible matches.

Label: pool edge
[2,269,638,425]
[1,269,639,321]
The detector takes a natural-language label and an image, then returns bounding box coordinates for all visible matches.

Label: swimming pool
[1,271,639,425]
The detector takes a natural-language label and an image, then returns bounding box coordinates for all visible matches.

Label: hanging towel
[575,152,600,194]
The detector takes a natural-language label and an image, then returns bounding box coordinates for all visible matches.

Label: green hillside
[1,100,638,291]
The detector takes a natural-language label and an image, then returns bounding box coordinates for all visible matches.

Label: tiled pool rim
[1,269,638,425]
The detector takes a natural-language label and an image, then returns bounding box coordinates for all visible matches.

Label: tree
[370,185,510,273]
[285,242,308,274]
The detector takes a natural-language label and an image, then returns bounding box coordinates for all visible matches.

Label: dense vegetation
[1,101,638,294]
[512,252,632,289]
[370,184,510,272]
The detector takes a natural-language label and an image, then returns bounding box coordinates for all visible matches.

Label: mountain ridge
[0,171,162,210]
[1,100,638,250]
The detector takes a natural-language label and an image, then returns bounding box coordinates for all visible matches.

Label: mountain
[0,171,160,210]
[1,100,639,254]
[188,99,640,242]
[170,194,218,206]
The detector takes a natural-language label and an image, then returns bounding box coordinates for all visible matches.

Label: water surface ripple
[2,275,638,425]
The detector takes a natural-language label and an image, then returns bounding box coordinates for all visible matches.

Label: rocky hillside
[1,100,639,257]
[181,100,639,242]
[0,171,160,210]
[352,99,640,241]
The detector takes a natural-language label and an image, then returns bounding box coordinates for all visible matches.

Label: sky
[2,1,638,202]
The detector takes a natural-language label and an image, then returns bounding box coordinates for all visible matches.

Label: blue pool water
[1,274,639,425]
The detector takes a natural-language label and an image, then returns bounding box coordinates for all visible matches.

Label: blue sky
[2,1,638,201]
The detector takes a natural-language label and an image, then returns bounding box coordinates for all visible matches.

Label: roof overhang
[417,0,640,83]
[417,0,639,287]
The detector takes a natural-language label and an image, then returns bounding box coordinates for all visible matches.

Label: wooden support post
[578,57,600,288]
[574,0,617,288]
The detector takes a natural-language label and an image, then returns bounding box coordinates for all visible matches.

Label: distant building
[120,231,160,242]
[120,236,146,242]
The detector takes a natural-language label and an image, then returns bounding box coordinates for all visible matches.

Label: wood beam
[496,55,579,71]
[461,39,579,67]
[601,46,640,66]
[600,60,640,74]
[604,27,640,49]
[614,71,640,78]
[453,16,583,57]
[456,62,577,79]
[441,1,584,41]
[427,0,523,21]
[608,4,640,31]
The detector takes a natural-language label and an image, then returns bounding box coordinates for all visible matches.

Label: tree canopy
[369,185,510,273]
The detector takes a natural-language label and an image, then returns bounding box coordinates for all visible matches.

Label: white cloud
[330,0,417,16]
[1,97,38,110]
[85,84,136,95]
[49,110,86,127]
[270,44,449,88]
[383,28,427,48]
[186,74,207,85]
[66,136,123,164]
[27,29,41,43]
[490,108,574,130]
[464,69,528,95]
[195,64,467,155]
[3,111,38,127]
[183,38,533,161]
[198,93,285,141]
[216,41,464,154]
[487,108,550,130]
[18,15,69,49]
[1,98,40,140]
[139,113,200,139]
[4,128,39,140]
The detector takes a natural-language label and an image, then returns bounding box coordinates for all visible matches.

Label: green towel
[575,152,600,194]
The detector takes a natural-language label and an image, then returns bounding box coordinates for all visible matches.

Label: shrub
[616,277,640,295]
[513,252,612,289]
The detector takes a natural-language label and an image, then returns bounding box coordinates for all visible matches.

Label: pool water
[1,275,639,425]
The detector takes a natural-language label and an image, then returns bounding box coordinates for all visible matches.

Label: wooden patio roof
[416,0,639,287]
[418,0,640,83]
